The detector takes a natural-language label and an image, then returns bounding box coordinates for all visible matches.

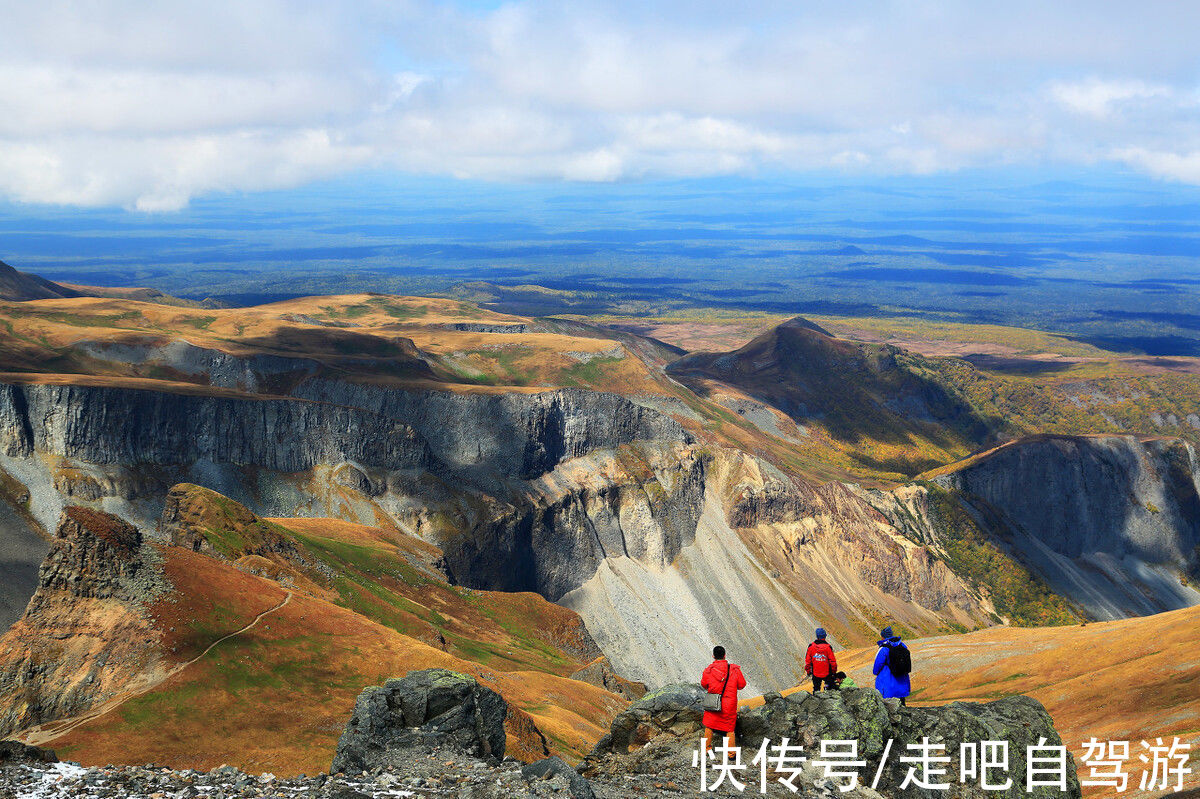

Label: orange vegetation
[31,510,625,775]
[835,607,1200,796]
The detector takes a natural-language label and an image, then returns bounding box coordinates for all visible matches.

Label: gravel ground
[0,743,840,799]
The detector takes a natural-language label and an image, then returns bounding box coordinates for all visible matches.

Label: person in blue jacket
[872,626,911,706]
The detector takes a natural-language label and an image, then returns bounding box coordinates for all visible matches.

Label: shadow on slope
[667,317,1002,475]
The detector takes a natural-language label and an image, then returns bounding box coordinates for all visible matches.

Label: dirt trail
[21,591,293,746]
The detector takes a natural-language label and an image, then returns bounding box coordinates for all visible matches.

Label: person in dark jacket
[872,626,911,705]
[804,627,837,693]
[701,645,746,752]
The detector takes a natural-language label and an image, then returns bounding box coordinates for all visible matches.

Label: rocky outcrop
[158,483,301,561]
[935,434,1200,618]
[332,670,508,774]
[440,445,707,600]
[586,683,705,757]
[732,477,983,614]
[289,379,689,481]
[570,657,647,701]
[521,756,596,799]
[585,685,1080,799]
[32,508,143,602]
[0,740,58,764]
[0,383,433,475]
[0,507,167,736]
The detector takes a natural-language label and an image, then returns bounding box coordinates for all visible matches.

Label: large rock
[740,690,1080,799]
[0,740,58,764]
[331,669,507,775]
[588,682,705,756]
[585,685,1081,799]
[521,756,596,799]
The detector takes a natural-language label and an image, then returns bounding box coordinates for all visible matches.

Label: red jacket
[701,659,746,733]
[805,640,837,678]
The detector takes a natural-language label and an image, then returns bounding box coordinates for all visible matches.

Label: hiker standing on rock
[701,645,746,753]
[873,626,912,706]
[804,627,837,693]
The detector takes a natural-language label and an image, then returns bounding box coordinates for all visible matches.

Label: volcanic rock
[331,669,508,775]
[584,684,1081,799]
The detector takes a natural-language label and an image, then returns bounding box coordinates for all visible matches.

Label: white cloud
[1049,78,1172,118]
[2,0,1200,208]
[1112,147,1200,184]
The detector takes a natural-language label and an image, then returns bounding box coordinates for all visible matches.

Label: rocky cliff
[0,379,830,693]
[0,377,1013,693]
[933,434,1200,619]
[0,475,47,630]
[4,373,1194,698]
[0,507,167,737]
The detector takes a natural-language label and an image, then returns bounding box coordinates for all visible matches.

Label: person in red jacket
[804,627,837,693]
[701,645,746,752]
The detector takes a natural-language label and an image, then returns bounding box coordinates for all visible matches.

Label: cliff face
[0,507,167,737]
[6,372,1193,698]
[0,481,47,630]
[0,383,434,475]
[720,457,993,640]
[0,376,1018,693]
[288,379,688,481]
[934,435,1200,619]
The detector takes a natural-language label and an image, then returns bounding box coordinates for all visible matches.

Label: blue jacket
[873,637,911,698]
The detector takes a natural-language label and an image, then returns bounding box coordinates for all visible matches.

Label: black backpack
[887,644,912,677]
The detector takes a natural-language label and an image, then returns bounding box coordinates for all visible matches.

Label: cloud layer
[2,0,1199,209]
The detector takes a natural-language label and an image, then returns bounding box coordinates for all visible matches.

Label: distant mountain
[667,315,998,474]
[57,282,212,308]
[0,260,80,301]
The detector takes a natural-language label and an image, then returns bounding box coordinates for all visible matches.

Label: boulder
[331,669,507,775]
[0,740,58,763]
[588,682,705,756]
[521,756,596,799]
[585,685,1081,799]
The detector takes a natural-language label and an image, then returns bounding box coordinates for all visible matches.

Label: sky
[2,1,1200,212]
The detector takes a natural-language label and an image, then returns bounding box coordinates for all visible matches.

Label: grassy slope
[833,606,1200,795]
[40,508,624,774]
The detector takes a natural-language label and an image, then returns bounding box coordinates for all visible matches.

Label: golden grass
[830,607,1200,796]
[44,539,623,774]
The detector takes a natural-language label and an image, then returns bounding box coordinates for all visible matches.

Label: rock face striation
[0,507,166,736]
[935,434,1200,618]
[585,684,1081,799]
[2,365,1196,698]
[332,670,508,775]
[0,378,840,693]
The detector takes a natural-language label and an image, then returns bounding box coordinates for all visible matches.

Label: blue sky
[1,1,1199,212]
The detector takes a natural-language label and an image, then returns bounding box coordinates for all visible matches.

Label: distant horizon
[4,2,1200,356]
[3,2,1200,210]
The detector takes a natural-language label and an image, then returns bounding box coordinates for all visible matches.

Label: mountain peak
[776,315,835,338]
